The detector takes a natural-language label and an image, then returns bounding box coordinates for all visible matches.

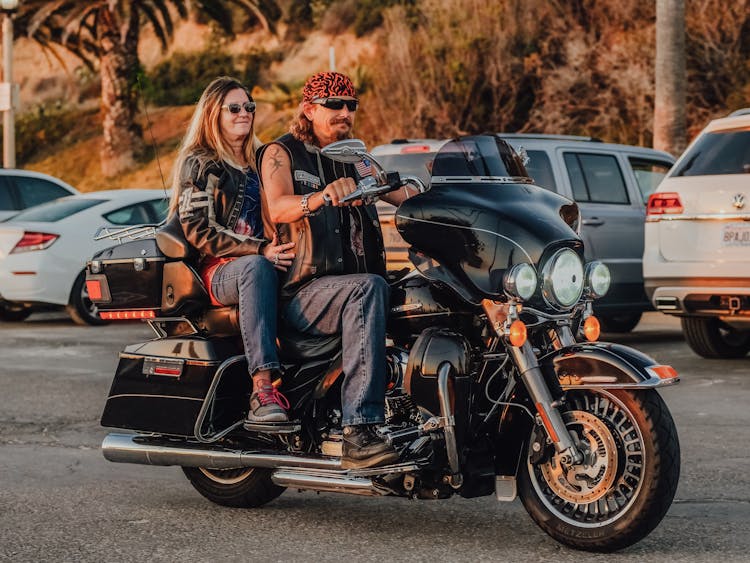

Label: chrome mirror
[321,139,368,163]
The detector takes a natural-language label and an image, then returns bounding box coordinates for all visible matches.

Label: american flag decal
[355,158,372,178]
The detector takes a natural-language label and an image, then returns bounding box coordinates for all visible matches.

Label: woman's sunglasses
[222,101,256,114]
[312,98,359,112]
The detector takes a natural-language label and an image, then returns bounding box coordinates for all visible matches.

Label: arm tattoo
[268,146,285,178]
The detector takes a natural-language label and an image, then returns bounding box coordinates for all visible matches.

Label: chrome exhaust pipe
[101,433,341,470]
[271,470,388,496]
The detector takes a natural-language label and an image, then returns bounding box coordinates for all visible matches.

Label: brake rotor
[539,410,618,504]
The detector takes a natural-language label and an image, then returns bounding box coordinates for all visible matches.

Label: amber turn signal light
[650,365,678,379]
[583,315,601,341]
[508,319,527,347]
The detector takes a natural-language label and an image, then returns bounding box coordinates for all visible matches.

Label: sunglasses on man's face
[222,101,256,114]
[312,98,359,112]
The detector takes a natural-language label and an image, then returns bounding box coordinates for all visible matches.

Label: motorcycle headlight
[585,261,611,298]
[541,248,584,309]
[503,263,538,301]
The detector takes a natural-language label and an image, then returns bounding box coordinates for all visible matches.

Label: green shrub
[143,48,279,106]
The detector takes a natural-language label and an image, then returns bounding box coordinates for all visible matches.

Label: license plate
[721,222,750,246]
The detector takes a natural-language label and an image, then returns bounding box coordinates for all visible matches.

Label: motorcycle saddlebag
[86,238,208,318]
[100,336,248,437]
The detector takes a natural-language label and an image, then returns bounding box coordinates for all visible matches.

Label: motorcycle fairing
[395,135,582,304]
[539,342,681,389]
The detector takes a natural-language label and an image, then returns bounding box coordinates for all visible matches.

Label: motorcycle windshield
[430,135,531,181]
[396,135,582,304]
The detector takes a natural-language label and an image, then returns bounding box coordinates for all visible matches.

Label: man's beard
[331,117,353,141]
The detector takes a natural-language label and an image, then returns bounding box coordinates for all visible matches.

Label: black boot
[342,425,399,469]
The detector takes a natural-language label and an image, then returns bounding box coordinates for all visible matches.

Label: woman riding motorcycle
[170,76,295,424]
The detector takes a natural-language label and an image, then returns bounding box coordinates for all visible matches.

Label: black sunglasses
[312,98,359,112]
[222,101,256,114]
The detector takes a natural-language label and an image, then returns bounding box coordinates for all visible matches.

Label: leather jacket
[176,154,266,266]
[259,134,386,299]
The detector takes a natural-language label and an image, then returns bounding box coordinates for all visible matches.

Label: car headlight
[585,261,611,298]
[503,263,538,301]
[541,248,584,309]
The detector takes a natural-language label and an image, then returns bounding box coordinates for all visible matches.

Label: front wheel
[518,389,680,552]
[182,466,285,508]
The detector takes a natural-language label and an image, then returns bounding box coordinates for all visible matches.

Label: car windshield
[431,135,530,179]
[672,128,750,176]
[9,197,105,222]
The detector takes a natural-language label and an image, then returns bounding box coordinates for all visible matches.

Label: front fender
[539,342,680,390]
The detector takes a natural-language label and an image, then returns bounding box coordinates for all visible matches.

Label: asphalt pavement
[1,312,749,562]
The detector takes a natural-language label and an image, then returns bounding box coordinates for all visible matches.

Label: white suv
[644,109,750,358]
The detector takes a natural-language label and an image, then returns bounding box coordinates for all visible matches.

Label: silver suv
[373,135,675,333]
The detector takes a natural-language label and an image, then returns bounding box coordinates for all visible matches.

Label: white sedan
[0,189,169,324]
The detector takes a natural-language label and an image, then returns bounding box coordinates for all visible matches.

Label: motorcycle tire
[182,466,286,508]
[518,388,680,552]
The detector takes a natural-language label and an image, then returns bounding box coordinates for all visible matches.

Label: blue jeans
[211,255,280,377]
[282,274,389,426]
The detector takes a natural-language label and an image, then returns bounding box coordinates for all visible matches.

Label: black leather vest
[259,133,386,298]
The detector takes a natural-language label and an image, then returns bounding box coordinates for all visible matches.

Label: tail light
[100,310,156,320]
[647,192,683,216]
[11,232,59,253]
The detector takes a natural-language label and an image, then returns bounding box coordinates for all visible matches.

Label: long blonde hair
[169,76,262,216]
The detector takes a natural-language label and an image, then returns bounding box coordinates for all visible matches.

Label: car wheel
[67,271,109,326]
[681,316,750,359]
[599,312,642,333]
[0,304,32,322]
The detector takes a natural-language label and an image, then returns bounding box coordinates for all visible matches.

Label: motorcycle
[88,134,680,552]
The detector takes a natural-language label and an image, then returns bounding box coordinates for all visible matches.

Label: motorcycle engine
[384,346,423,426]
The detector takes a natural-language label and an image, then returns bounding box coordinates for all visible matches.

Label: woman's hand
[262,234,296,271]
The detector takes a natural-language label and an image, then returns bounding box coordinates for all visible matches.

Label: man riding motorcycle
[258,71,415,469]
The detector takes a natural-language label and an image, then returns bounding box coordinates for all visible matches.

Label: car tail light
[401,145,432,154]
[11,232,59,253]
[647,192,684,215]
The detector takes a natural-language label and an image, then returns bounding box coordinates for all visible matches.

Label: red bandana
[302,72,357,103]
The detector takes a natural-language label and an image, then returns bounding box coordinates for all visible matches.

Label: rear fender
[539,342,680,389]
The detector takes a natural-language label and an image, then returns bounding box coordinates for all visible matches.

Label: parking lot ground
[1,312,749,562]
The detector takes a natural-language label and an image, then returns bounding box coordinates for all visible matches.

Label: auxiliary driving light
[585,261,611,298]
[503,263,538,301]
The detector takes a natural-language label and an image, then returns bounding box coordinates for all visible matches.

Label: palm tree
[17,1,278,177]
[654,0,686,155]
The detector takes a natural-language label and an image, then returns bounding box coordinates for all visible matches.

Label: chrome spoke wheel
[529,391,645,527]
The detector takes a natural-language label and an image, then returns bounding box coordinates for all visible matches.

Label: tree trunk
[98,8,143,178]
[654,0,687,156]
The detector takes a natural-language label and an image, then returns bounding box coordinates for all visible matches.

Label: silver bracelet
[301,192,321,217]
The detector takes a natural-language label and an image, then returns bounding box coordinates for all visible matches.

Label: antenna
[136,74,168,198]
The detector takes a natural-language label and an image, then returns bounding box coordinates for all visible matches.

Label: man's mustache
[330,116,352,126]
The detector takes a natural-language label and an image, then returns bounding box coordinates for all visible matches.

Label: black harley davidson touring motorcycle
[88,135,680,552]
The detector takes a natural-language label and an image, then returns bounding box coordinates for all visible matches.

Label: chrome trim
[107,393,203,402]
[647,213,750,222]
[271,470,388,496]
[101,433,342,470]
[119,352,216,367]
[437,363,462,487]
[431,175,534,184]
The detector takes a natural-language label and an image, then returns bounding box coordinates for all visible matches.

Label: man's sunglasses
[312,98,359,112]
[222,101,256,114]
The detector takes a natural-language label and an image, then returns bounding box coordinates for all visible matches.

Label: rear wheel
[0,303,32,322]
[598,312,642,333]
[67,271,108,326]
[681,316,750,359]
[518,389,680,552]
[182,467,285,508]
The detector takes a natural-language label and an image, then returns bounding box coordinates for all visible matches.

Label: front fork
[483,300,583,464]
